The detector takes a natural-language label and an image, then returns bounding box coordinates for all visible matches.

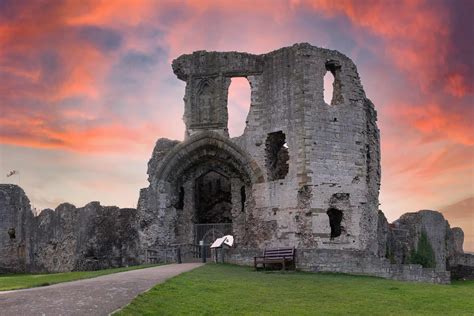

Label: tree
[408,231,436,268]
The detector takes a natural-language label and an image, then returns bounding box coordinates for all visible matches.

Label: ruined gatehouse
[1,44,472,283]
[138,43,380,254]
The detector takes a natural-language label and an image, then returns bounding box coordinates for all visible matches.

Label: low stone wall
[0,184,141,273]
[225,248,451,284]
[29,202,141,273]
[448,253,474,280]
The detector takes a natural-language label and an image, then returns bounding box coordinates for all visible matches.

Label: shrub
[408,231,436,268]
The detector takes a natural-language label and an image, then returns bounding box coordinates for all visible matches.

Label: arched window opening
[324,60,343,105]
[326,208,343,238]
[323,71,334,105]
[227,77,251,137]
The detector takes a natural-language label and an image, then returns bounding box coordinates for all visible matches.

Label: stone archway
[154,131,264,247]
[156,131,264,185]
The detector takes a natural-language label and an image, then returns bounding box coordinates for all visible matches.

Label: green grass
[0,264,161,291]
[117,264,474,316]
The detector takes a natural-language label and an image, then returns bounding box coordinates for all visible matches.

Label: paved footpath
[0,263,203,316]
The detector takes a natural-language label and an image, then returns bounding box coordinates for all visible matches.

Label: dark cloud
[77,25,123,52]
[121,50,159,69]
[107,48,165,88]
[103,48,167,120]
[39,51,64,85]
[441,0,474,95]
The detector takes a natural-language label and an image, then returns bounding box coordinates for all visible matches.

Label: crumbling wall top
[172,43,359,81]
[172,51,263,81]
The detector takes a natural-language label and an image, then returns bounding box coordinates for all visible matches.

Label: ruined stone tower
[137,43,381,255]
[2,43,471,283]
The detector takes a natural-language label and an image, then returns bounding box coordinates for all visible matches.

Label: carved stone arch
[156,131,264,187]
[196,77,217,95]
[192,77,220,125]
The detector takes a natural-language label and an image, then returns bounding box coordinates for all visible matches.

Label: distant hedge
[408,231,436,268]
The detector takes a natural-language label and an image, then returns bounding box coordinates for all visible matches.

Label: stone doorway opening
[193,170,234,251]
[195,171,232,224]
[174,160,248,249]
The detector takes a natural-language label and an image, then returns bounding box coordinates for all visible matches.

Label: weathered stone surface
[0,185,33,273]
[392,210,449,271]
[376,210,391,259]
[446,227,474,280]
[448,253,474,280]
[376,208,473,279]
[448,227,464,255]
[139,43,381,256]
[30,202,140,272]
[0,184,140,273]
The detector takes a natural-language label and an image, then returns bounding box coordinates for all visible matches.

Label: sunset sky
[0,1,472,250]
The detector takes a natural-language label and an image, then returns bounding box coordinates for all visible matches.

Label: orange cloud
[0,115,161,154]
[446,73,470,98]
[386,103,474,146]
[390,144,473,180]
[0,5,115,102]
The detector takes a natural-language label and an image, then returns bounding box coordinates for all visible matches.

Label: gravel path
[0,263,203,316]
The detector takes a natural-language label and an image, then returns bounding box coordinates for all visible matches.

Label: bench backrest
[263,247,295,258]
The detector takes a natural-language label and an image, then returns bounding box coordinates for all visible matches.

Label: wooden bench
[254,247,296,270]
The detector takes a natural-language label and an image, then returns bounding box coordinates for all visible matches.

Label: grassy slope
[117,264,474,316]
[0,264,160,291]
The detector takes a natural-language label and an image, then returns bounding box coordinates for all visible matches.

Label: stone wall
[29,202,140,273]
[2,183,464,284]
[377,208,473,280]
[296,249,450,284]
[0,185,33,273]
[0,184,140,273]
[225,248,451,284]
[393,210,450,271]
[445,226,469,280]
[448,253,474,280]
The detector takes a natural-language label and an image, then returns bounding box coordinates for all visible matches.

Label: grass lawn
[0,264,160,291]
[117,264,474,316]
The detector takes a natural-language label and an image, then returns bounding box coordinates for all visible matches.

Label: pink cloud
[386,103,474,146]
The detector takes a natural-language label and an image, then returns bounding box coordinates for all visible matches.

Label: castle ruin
[1,44,472,283]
